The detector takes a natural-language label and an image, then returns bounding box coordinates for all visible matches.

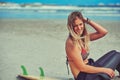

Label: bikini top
[81,48,89,60]
[66,48,89,75]
[67,48,89,61]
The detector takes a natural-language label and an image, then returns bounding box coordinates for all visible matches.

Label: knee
[107,50,119,55]
[109,50,116,53]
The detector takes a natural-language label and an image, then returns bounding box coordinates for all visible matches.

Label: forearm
[83,18,108,41]
[87,19,108,35]
[80,64,107,74]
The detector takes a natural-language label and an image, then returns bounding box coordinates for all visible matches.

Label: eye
[79,23,83,26]
[74,25,78,27]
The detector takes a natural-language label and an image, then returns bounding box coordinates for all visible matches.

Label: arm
[84,18,108,41]
[66,40,114,78]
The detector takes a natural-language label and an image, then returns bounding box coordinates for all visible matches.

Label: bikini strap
[66,56,70,75]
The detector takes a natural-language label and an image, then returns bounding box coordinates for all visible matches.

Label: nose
[77,25,82,30]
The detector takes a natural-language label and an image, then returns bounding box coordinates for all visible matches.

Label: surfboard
[17,74,59,80]
[18,65,59,80]
[18,74,39,80]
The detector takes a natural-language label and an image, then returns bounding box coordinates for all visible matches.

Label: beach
[0,19,120,80]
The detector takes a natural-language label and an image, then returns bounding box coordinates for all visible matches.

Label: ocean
[0,5,120,20]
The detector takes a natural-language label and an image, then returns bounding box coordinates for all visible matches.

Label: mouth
[75,29,83,35]
[78,28,83,35]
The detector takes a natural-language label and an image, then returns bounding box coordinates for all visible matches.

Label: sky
[0,0,120,6]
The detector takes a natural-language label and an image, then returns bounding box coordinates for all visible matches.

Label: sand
[0,19,120,80]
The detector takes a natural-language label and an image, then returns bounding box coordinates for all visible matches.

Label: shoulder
[65,37,83,62]
[66,37,75,49]
[65,37,80,54]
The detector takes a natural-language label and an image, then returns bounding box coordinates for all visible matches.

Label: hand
[82,17,87,22]
[104,68,115,78]
[83,59,88,64]
[83,17,90,24]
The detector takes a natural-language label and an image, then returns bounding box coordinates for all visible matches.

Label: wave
[0,2,120,11]
[0,6,119,15]
[0,3,120,20]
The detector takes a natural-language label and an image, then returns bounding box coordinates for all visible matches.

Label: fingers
[111,72,115,78]
[109,73,114,78]
[105,68,115,78]
[108,70,115,78]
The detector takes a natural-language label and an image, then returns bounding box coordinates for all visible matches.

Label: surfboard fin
[39,67,45,77]
[21,65,28,75]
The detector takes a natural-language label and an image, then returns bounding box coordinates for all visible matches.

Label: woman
[65,11,120,80]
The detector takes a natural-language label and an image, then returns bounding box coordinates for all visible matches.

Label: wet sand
[0,19,120,80]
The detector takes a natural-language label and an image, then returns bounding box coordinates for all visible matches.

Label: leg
[116,63,120,74]
[86,50,120,80]
[75,72,87,80]
[94,50,120,80]
[95,50,120,70]
[77,50,120,80]
[116,52,120,75]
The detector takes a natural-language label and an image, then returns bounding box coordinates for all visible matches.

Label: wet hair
[67,11,89,51]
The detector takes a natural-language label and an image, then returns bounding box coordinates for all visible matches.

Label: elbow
[104,30,108,35]
[79,65,88,72]
[80,68,86,72]
[99,30,108,37]
[103,30,108,36]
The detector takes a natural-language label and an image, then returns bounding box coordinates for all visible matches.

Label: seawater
[0,6,120,20]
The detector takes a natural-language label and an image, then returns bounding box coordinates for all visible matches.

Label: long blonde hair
[67,11,89,51]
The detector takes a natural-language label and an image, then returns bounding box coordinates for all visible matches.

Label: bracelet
[86,18,90,24]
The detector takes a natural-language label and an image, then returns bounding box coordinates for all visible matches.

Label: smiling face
[67,11,87,38]
[73,17,84,36]
[67,11,89,51]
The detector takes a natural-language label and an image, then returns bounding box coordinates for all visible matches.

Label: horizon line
[0,1,120,6]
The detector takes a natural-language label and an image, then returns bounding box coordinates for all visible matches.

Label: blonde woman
[65,11,120,80]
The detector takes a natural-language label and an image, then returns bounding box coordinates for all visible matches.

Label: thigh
[76,72,87,80]
[85,73,110,80]
[94,50,120,70]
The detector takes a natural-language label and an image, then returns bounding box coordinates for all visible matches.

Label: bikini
[81,48,89,60]
[66,48,89,75]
